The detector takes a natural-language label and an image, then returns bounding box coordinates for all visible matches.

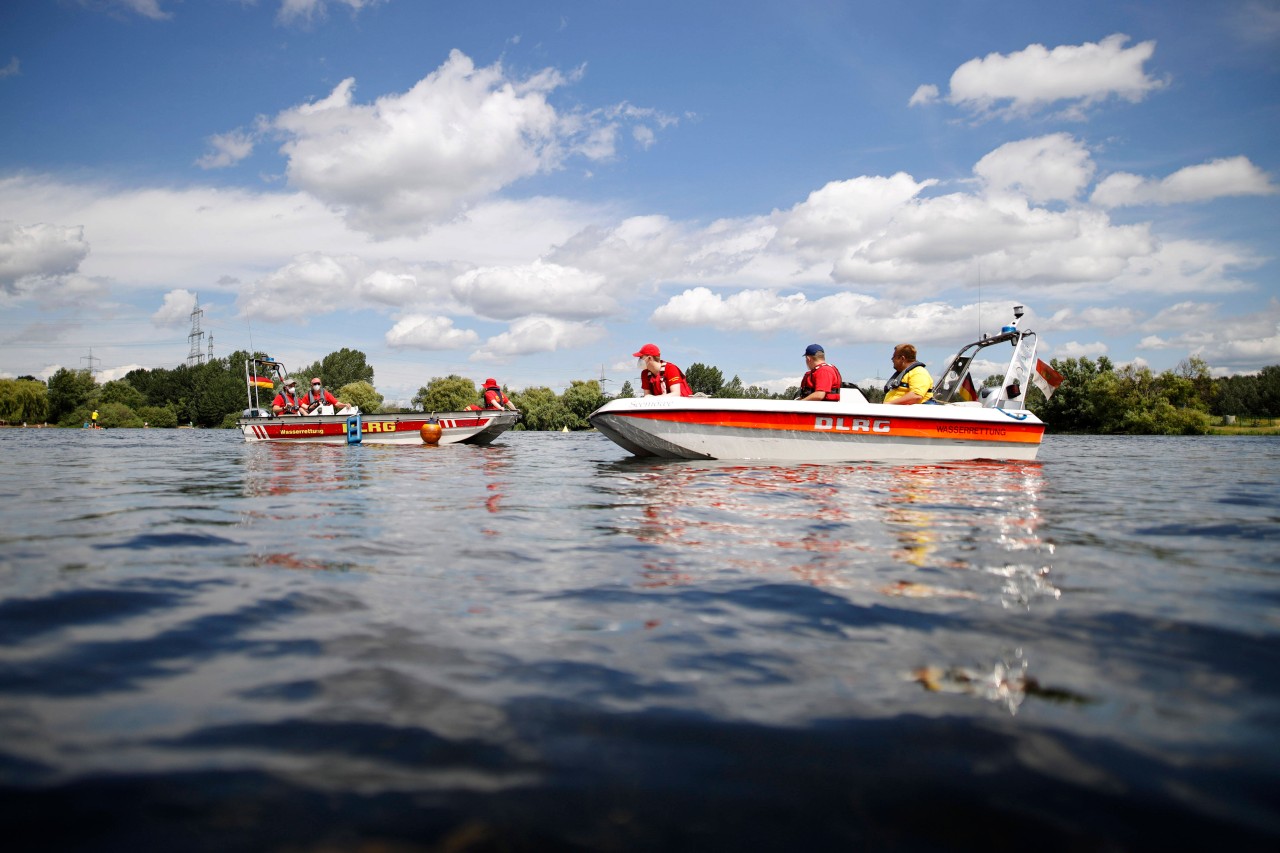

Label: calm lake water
[1,429,1277,850]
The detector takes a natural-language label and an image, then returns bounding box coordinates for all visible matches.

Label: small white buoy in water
[561,425,570,433]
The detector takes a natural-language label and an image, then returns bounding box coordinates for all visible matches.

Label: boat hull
[588,398,1043,462]
[237,411,519,446]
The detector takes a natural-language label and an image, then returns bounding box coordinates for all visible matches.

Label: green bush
[338,380,384,414]
[95,402,144,429]
[139,405,179,428]
[0,378,49,423]
[413,375,479,412]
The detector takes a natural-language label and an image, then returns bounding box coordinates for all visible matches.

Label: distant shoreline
[1206,426,1280,436]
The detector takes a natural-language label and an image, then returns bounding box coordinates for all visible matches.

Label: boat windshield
[932,329,1028,405]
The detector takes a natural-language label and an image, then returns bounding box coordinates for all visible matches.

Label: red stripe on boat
[616,409,1043,444]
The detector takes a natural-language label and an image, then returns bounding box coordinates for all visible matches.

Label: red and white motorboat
[589,306,1052,462]
[235,358,519,446]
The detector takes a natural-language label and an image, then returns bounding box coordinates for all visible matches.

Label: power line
[186,294,205,367]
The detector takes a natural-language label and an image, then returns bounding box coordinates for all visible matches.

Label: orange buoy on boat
[420,418,442,445]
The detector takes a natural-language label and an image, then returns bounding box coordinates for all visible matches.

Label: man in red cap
[633,343,691,397]
[480,378,518,411]
[301,377,346,414]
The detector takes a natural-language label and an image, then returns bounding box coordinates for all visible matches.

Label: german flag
[957,373,979,402]
[251,376,275,389]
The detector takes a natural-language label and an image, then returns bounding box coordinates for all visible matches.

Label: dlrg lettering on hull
[814,417,891,433]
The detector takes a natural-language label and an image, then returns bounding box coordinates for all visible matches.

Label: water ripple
[0,429,1276,847]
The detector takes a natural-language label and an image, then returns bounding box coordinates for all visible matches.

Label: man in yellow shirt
[883,344,933,405]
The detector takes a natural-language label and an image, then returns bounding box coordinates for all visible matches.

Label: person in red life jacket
[798,344,843,401]
[301,377,346,414]
[271,377,303,416]
[634,343,692,397]
[480,378,519,411]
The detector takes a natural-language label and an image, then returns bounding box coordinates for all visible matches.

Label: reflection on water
[598,456,1063,717]
[1,430,1277,849]
[602,458,1058,610]
[478,443,512,523]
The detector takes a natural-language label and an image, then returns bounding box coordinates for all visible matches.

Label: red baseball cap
[632,343,661,358]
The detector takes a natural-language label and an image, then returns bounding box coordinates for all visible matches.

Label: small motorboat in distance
[235,357,519,446]
[589,306,1049,462]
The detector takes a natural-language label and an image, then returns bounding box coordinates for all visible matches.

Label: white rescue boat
[589,306,1051,462]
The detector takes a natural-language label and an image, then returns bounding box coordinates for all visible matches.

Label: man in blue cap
[798,344,843,401]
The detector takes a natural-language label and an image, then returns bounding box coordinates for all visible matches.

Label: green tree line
[0,348,379,429]
[409,375,610,431]
[1030,356,1280,434]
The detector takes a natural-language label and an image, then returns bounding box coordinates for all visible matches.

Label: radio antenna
[977,263,983,337]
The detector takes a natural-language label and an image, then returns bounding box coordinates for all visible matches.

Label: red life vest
[640,361,691,397]
[273,390,301,413]
[800,363,842,401]
[305,390,333,405]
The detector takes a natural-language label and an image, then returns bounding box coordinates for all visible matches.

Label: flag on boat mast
[988,332,1038,410]
[1031,359,1064,399]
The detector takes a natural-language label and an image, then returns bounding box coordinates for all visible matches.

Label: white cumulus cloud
[974,134,1096,203]
[1110,238,1260,296]
[475,316,606,359]
[385,314,479,350]
[360,269,424,307]
[265,51,665,238]
[1054,340,1111,359]
[1135,300,1280,369]
[271,53,564,235]
[451,259,615,321]
[238,252,363,320]
[651,287,982,347]
[922,33,1165,120]
[544,136,1261,305]
[152,289,198,326]
[907,83,938,107]
[1046,305,1142,331]
[773,173,937,256]
[0,221,91,294]
[1141,301,1220,332]
[1091,156,1277,207]
[1211,326,1280,365]
[239,252,465,320]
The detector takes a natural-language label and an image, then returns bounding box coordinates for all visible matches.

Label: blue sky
[1,0,1277,403]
